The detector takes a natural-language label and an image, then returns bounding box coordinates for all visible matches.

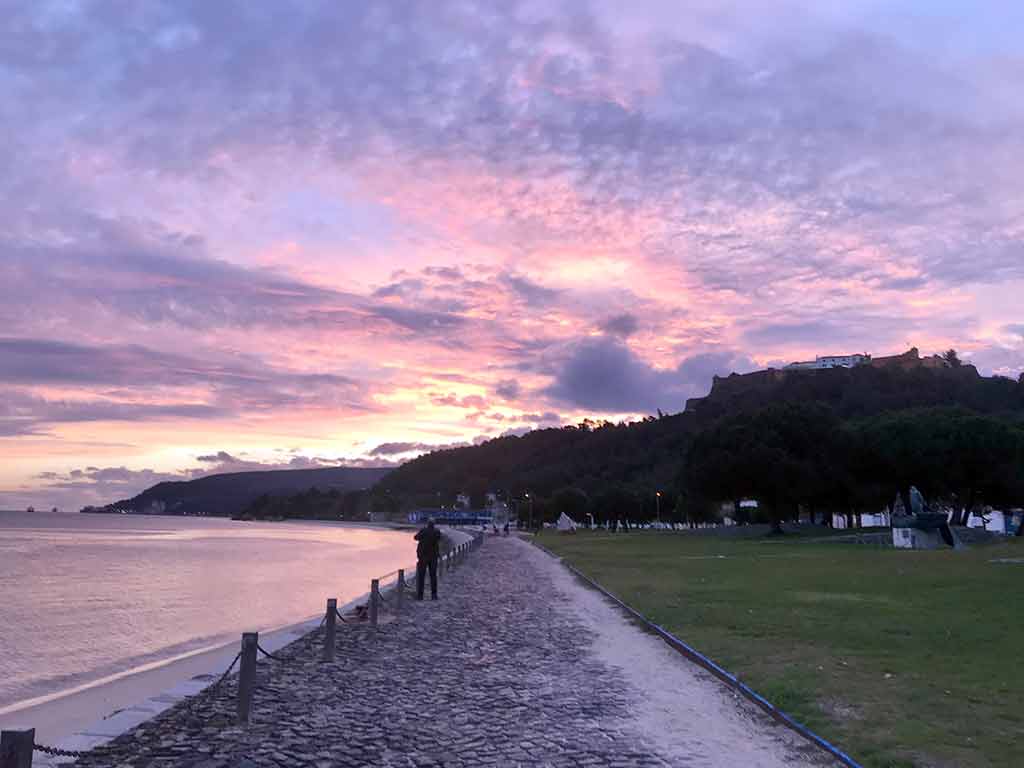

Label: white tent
[556,512,578,532]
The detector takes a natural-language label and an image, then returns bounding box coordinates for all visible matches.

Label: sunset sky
[2,1,1023,511]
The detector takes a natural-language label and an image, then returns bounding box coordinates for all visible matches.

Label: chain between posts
[256,643,285,662]
[33,743,89,759]
[10,532,485,763]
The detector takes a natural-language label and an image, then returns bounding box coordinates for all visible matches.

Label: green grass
[538,529,1024,768]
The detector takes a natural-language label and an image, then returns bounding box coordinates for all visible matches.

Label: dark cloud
[4,1,1024,302]
[196,451,239,463]
[516,411,563,425]
[370,305,467,334]
[368,441,468,456]
[372,279,425,298]
[494,379,520,400]
[0,335,375,435]
[599,313,640,338]
[500,273,561,306]
[545,337,755,413]
[0,389,227,437]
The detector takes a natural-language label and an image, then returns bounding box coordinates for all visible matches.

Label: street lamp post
[525,492,534,531]
[656,491,662,523]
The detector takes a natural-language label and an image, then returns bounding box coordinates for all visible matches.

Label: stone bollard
[323,598,337,662]
[1,728,34,768]
[369,579,379,628]
[238,632,258,724]
[396,570,405,613]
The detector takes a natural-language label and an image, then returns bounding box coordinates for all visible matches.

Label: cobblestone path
[71,536,822,767]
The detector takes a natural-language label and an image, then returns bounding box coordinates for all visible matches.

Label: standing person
[414,518,442,600]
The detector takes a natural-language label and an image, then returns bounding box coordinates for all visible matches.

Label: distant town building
[868,347,948,370]
[786,353,871,370]
[408,507,493,526]
[785,348,953,371]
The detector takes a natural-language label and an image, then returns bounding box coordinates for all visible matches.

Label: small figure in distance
[414,518,442,601]
[503,521,510,536]
[492,524,499,535]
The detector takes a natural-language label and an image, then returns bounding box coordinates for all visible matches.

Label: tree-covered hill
[89,466,392,517]
[374,412,693,509]
[375,358,1024,524]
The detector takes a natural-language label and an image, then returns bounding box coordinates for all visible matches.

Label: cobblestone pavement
[70,536,823,767]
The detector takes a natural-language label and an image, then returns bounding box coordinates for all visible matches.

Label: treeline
[683,405,1024,532]
[375,362,1024,528]
[236,487,370,521]
[372,413,692,515]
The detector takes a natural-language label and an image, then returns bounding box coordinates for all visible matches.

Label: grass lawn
[537,528,1023,768]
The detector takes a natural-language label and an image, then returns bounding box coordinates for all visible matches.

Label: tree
[942,349,963,368]
[591,486,638,525]
[682,403,845,534]
[853,408,1024,525]
[550,486,590,522]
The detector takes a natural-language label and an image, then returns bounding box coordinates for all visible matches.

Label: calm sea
[0,510,412,713]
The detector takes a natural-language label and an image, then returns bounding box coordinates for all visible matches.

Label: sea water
[0,510,411,713]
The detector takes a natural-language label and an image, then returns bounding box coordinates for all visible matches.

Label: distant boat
[26,506,35,513]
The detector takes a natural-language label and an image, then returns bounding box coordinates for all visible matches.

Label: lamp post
[656,491,662,523]
[525,492,534,531]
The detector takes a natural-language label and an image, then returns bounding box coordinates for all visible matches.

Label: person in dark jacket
[414,519,442,600]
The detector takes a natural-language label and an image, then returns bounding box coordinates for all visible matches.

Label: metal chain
[177,649,242,717]
[256,643,284,662]
[19,559,477,764]
[210,651,242,689]
[33,743,89,758]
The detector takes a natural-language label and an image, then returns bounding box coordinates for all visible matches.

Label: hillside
[686,353,1024,421]
[89,466,393,517]
[375,413,692,511]
[376,355,1024,520]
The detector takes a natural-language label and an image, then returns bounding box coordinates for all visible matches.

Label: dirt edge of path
[518,537,841,768]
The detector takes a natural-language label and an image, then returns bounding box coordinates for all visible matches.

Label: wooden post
[1,728,34,768]
[396,570,405,613]
[324,598,337,662]
[369,579,379,628]
[238,632,258,724]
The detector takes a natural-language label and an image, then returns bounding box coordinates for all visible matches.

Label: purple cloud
[545,337,756,413]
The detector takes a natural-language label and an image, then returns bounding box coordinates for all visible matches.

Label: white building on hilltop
[786,354,870,370]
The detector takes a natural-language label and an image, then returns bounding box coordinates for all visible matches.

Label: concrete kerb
[529,538,864,768]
